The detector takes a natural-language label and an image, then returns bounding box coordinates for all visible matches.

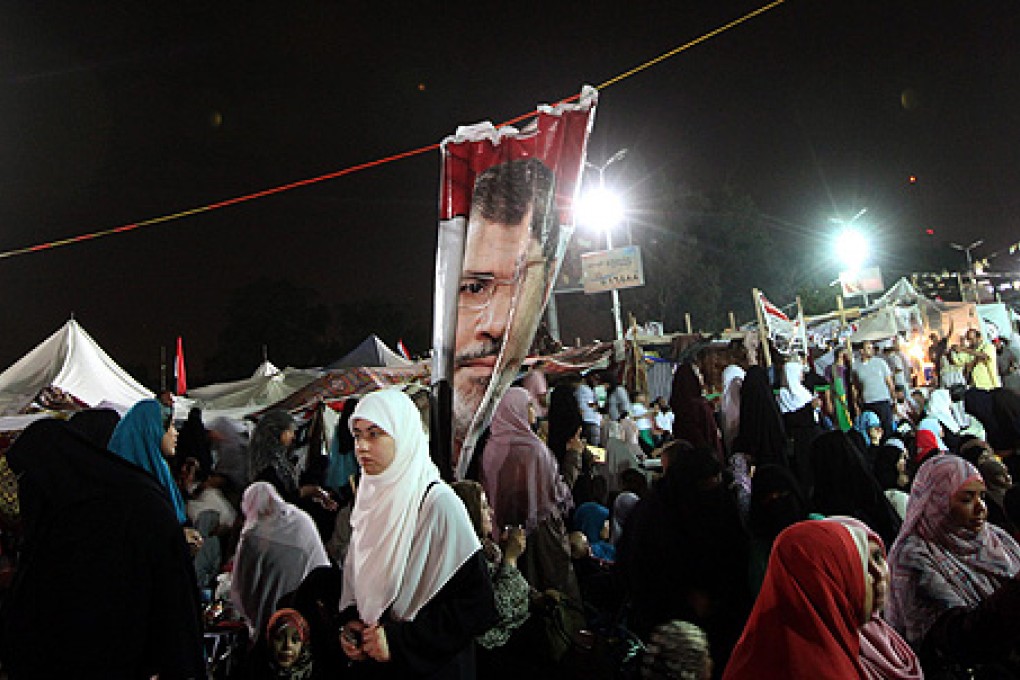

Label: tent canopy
[0,319,152,416]
[327,335,413,369]
[187,361,320,411]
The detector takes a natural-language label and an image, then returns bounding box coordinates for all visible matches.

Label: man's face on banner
[453,205,543,443]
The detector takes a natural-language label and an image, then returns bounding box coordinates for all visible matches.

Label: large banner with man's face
[433,87,597,479]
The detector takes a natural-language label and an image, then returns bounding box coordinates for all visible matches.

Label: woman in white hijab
[778,357,821,493]
[231,481,331,640]
[338,388,497,679]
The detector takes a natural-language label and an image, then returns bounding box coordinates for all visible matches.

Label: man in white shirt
[652,397,674,446]
[576,373,602,446]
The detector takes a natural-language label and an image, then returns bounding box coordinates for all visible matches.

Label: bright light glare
[835,229,869,272]
[576,188,624,233]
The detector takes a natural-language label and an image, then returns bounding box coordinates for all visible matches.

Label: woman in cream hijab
[338,388,497,679]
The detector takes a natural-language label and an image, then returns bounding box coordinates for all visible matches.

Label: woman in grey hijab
[250,410,334,510]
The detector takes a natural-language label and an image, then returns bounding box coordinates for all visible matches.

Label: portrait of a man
[452,158,559,462]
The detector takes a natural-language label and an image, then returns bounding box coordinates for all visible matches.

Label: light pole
[581,148,629,341]
[950,239,984,302]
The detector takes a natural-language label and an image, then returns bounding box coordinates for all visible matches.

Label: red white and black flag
[432,87,597,479]
[755,289,807,355]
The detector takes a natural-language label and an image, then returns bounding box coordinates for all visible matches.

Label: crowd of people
[0,321,1019,679]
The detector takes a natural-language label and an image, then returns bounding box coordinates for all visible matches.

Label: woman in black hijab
[746,464,812,595]
[618,443,751,671]
[1,418,205,679]
[807,430,902,548]
[670,362,724,461]
[66,407,121,448]
[175,406,213,478]
[732,366,788,467]
[546,379,592,493]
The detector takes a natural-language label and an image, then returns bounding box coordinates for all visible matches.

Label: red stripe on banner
[439,94,596,223]
[759,292,789,321]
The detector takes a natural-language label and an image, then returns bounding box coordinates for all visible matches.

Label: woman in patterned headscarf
[250,409,334,510]
[886,454,1020,675]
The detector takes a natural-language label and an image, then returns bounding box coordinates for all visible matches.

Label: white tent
[850,306,902,342]
[187,361,321,412]
[0,319,152,417]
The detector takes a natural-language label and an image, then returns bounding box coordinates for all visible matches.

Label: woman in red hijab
[827,516,923,680]
[723,520,895,679]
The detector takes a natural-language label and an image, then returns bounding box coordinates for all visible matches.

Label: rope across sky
[0,0,786,262]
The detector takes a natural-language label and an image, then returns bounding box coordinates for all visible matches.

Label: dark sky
[1,1,1018,383]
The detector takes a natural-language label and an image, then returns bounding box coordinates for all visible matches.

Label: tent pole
[753,288,772,368]
[160,346,166,392]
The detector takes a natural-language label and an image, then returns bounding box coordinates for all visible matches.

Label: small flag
[174,336,187,396]
[397,339,412,360]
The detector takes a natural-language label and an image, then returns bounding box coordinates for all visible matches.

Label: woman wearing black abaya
[176,407,213,478]
[731,366,788,468]
[546,381,588,488]
[66,407,121,448]
[808,430,902,548]
[746,464,817,596]
[777,359,822,493]
[670,362,724,461]
[1,418,205,679]
[617,443,751,673]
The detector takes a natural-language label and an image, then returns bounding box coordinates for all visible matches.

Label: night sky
[1,1,1017,385]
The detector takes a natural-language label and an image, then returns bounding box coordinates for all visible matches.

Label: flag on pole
[397,339,412,360]
[174,336,187,396]
[755,290,806,355]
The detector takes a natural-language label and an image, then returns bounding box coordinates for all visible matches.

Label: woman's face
[949,479,988,533]
[863,538,889,621]
[160,423,178,458]
[351,418,397,475]
[279,428,296,448]
[867,426,883,446]
[480,491,494,538]
[271,624,303,668]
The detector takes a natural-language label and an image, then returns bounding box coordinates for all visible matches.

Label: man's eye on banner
[431,87,597,480]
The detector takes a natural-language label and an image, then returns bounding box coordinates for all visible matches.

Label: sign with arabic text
[581,245,645,293]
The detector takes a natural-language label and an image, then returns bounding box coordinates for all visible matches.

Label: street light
[950,239,984,302]
[829,208,872,305]
[580,148,629,340]
[835,228,870,274]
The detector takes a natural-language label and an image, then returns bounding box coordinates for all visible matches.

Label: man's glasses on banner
[458,259,544,312]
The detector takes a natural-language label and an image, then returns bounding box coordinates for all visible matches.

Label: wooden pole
[753,288,772,368]
[837,294,852,354]
[796,295,807,352]
[729,311,737,332]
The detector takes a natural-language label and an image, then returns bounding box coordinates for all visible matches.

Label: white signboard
[581,246,645,294]
[840,266,885,297]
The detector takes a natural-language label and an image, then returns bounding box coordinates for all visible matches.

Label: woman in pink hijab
[887,455,1020,676]
[480,386,578,601]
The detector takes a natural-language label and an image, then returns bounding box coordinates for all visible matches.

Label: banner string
[0,0,786,261]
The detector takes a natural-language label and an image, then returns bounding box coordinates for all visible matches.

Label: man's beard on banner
[452,338,502,442]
